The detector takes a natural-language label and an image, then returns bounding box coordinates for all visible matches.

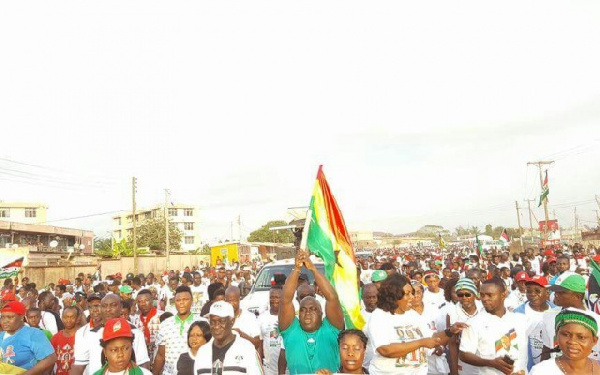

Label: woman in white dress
[530,308,600,374]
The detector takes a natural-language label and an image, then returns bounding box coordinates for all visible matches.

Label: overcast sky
[1,1,600,243]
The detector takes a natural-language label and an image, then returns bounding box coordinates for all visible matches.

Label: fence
[23,254,210,287]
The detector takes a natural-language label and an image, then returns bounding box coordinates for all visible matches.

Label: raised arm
[278,252,303,331]
[304,251,344,330]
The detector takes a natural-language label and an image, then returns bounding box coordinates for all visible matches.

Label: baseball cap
[544,249,555,257]
[544,257,557,264]
[102,318,133,342]
[0,301,26,315]
[114,272,123,279]
[526,275,549,287]
[548,271,586,294]
[209,301,234,318]
[515,271,530,282]
[119,285,133,294]
[371,270,388,283]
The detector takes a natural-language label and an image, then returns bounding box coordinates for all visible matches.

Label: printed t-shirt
[366,308,433,375]
[156,314,207,375]
[257,311,281,375]
[513,301,553,371]
[51,330,75,375]
[193,336,263,375]
[280,317,341,374]
[459,310,528,375]
[0,326,55,370]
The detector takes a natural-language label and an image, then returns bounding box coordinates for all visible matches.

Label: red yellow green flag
[305,166,365,329]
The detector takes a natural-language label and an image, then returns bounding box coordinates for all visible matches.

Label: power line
[0,167,114,189]
[39,210,124,224]
[0,156,120,183]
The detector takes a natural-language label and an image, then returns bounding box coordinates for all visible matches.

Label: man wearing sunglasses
[447,278,482,375]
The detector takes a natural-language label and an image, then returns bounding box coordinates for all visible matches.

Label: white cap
[209,301,234,318]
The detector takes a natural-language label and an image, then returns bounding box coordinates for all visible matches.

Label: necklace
[460,305,478,319]
[557,357,593,374]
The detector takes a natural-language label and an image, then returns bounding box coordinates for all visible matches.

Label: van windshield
[253,264,326,292]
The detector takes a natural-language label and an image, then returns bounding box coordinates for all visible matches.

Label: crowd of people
[1,243,600,374]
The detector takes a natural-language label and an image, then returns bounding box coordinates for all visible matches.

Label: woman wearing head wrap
[530,308,600,374]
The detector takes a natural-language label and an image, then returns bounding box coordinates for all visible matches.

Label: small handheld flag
[538,170,549,207]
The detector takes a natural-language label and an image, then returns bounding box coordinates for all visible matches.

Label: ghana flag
[305,166,365,329]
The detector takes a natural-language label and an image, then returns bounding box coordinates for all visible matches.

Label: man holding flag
[278,249,345,374]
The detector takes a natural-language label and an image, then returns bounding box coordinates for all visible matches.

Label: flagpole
[299,209,312,252]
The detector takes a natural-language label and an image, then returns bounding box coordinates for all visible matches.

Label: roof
[0,202,48,209]
[0,220,93,237]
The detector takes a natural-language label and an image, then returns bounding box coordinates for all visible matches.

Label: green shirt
[280,317,341,374]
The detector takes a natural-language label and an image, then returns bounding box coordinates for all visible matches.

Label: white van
[240,256,325,315]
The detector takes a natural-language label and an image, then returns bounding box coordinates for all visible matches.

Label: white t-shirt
[233,309,260,339]
[505,289,527,311]
[189,284,208,317]
[415,304,448,375]
[257,311,281,375]
[73,323,149,375]
[361,308,374,368]
[423,289,445,309]
[194,336,263,375]
[40,311,58,335]
[366,308,433,375]
[529,358,563,375]
[459,310,528,375]
[447,302,483,375]
[516,302,547,370]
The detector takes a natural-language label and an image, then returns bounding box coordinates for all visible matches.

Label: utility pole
[164,189,170,271]
[527,161,554,242]
[524,199,535,241]
[132,177,138,275]
[515,201,524,249]
[594,210,600,226]
[574,207,578,232]
[238,215,241,243]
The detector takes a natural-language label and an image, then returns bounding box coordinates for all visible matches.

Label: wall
[22,254,210,286]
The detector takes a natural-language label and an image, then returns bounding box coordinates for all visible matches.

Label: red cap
[515,271,530,282]
[102,318,133,342]
[527,275,549,287]
[423,270,439,279]
[544,249,555,257]
[545,257,557,264]
[0,301,26,315]
[114,273,122,279]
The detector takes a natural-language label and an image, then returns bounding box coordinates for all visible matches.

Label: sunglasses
[457,292,473,298]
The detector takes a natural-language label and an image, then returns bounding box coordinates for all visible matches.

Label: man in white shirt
[71,293,149,375]
[258,286,283,375]
[154,285,208,375]
[225,286,261,349]
[459,278,528,375]
[194,301,263,374]
[190,271,208,319]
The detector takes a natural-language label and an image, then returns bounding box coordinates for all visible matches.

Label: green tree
[485,224,493,236]
[248,220,295,243]
[94,236,113,257]
[130,217,183,251]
